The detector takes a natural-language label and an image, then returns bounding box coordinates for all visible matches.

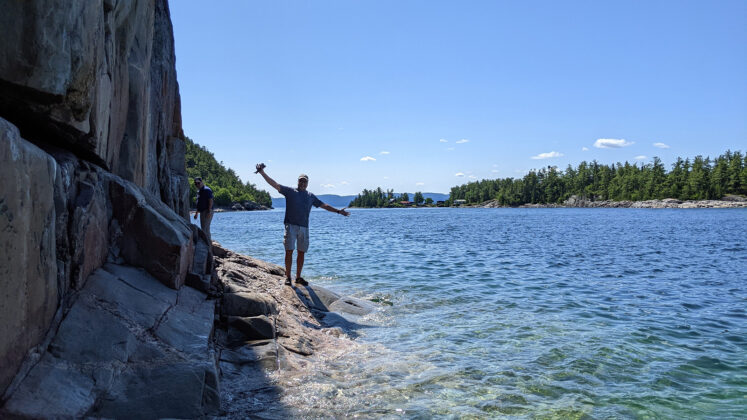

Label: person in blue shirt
[193,177,214,242]
[256,164,349,287]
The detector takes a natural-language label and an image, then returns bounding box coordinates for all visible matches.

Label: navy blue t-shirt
[280,185,323,227]
[196,186,213,211]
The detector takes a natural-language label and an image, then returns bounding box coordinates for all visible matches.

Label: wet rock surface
[211,243,374,419]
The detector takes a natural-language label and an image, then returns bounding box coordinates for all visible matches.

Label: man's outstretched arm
[321,203,350,216]
[256,164,282,193]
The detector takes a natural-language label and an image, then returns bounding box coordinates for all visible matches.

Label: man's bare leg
[296,251,305,280]
[284,250,293,284]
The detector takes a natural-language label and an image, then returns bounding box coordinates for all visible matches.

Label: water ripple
[210,208,747,418]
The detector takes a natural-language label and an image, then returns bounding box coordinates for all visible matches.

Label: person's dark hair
[194,177,202,182]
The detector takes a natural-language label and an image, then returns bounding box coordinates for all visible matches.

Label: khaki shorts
[284,224,309,252]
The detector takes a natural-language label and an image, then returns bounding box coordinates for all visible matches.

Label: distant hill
[273,193,448,208]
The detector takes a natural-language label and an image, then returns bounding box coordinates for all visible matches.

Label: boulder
[0,118,58,394]
[294,285,375,316]
[109,176,194,289]
[278,335,314,356]
[722,194,747,202]
[67,165,110,290]
[220,341,279,371]
[242,200,269,210]
[222,292,278,317]
[186,224,214,292]
[229,315,275,340]
[329,297,377,316]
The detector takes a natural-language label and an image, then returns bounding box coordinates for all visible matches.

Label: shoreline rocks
[475,195,747,209]
[213,201,272,213]
[2,238,373,418]
[210,242,373,418]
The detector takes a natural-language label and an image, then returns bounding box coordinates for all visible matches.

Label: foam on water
[210,208,747,418]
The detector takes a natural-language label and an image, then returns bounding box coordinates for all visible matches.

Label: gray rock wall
[0,0,188,217]
[0,0,204,411]
[0,120,58,396]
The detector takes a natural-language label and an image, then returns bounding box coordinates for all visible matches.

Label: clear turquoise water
[210,208,747,419]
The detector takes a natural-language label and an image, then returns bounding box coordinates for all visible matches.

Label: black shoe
[284,278,292,286]
[295,277,309,286]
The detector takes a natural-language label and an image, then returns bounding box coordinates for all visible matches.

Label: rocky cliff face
[1,2,364,417]
[0,0,188,215]
[0,0,206,415]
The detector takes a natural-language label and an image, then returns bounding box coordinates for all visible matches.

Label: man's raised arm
[256,164,282,193]
[321,203,350,217]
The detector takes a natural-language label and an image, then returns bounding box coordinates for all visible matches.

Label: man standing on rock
[193,177,214,242]
[256,164,349,287]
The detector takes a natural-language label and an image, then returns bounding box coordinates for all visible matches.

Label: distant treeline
[449,151,747,206]
[349,190,433,207]
[185,137,272,207]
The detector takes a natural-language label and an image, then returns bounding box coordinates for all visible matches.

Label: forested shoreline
[449,151,746,206]
[350,151,747,208]
[349,190,434,207]
[185,137,272,208]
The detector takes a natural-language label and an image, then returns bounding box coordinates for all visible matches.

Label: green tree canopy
[447,150,745,206]
[185,137,272,208]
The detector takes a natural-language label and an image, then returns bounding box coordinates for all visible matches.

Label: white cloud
[340,181,349,185]
[439,139,448,143]
[468,175,477,179]
[531,151,564,160]
[380,151,390,155]
[492,164,498,167]
[360,156,376,161]
[456,139,469,144]
[415,182,425,186]
[653,142,670,149]
[582,147,589,151]
[455,172,465,177]
[635,155,647,160]
[321,183,335,188]
[594,138,634,149]
[446,147,455,151]
[383,176,389,180]
[491,169,499,173]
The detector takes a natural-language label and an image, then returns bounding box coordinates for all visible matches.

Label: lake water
[209,208,747,419]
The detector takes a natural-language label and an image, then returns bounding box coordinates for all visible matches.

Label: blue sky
[171,1,746,196]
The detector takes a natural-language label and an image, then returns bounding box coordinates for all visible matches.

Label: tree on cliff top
[185,137,272,207]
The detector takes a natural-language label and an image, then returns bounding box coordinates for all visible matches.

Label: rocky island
[0,1,365,417]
